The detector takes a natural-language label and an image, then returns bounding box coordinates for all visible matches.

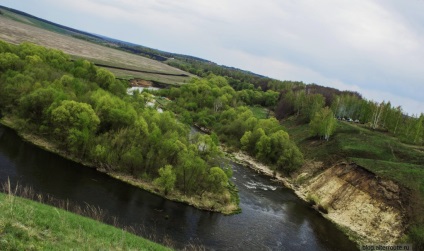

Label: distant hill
[0,5,276,88]
[0,5,193,85]
[0,5,102,40]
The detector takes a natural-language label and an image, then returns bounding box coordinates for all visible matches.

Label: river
[0,125,358,250]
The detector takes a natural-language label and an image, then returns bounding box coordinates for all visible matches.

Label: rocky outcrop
[297,162,408,243]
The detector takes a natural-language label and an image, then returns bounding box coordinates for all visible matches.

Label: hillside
[282,119,424,188]
[0,192,169,250]
[0,6,193,85]
[0,6,289,91]
[281,118,424,246]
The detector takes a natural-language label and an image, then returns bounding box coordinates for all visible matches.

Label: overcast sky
[3,0,424,115]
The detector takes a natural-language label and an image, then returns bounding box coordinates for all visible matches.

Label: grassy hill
[0,192,170,250]
[283,118,424,193]
[0,7,193,85]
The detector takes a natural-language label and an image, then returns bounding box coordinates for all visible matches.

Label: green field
[0,192,170,250]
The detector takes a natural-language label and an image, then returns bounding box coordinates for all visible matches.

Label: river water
[0,125,358,250]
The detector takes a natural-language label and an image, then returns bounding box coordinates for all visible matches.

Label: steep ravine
[227,150,409,245]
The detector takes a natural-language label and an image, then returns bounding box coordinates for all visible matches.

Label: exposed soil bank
[226,149,409,245]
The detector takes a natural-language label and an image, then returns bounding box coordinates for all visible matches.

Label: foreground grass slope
[0,192,170,250]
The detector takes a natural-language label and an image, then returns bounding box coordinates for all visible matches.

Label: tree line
[0,40,234,201]
[157,75,304,173]
[274,86,424,145]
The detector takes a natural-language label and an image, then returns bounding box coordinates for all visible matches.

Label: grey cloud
[2,0,423,114]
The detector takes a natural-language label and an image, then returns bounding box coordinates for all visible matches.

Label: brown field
[0,14,194,85]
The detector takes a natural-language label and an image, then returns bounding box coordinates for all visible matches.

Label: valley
[0,5,423,250]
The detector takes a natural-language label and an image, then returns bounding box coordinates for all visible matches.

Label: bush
[409,226,424,250]
[306,193,319,206]
[306,193,329,214]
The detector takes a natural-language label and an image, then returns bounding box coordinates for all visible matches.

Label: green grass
[283,119,424,166]
[106,68,191,85]
[351,158,424,194]
[283,120,424,190]
[0,192,170,250]
[70,56,192,86]
[248,106,269,119]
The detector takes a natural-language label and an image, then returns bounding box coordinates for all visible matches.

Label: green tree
[241,128,265,154]
[310,107,336,141]
[0,52,21,72]
[256,134,271,161]
[95,68,115,90]
[176,146,208,194]
[304,94,325,121]
[413,114,424,145]
[19,87,67,123]
[205,167,228,193]
[276,140,304,173]
[50,100,100,153]
[90,90,137,131]
[154,165,177,195]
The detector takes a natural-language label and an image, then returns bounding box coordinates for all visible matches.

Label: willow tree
[50,100,100,154]
[309,107,336,141]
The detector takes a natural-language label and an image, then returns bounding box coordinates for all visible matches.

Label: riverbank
[104,171,240,215]
[0,192,170,250]
[0,117,240,215]
[224,148,407,246]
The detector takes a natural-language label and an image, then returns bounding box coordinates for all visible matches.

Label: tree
[310,107,336,141]
[389,106,403,135]
[175,147,208,194]
[50,100,100,153]
[256,134,271,161]
[90,90,137,131]
[371,101,386,129]
[19,87,67,123]
[205,167,228,193]
[275,140,304,173]
[0,52,21,72]
[154,165,177,195]
[414,114,424,145]
[95,68,115,90]
[241,128,265,154]
[304,94,325,121]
